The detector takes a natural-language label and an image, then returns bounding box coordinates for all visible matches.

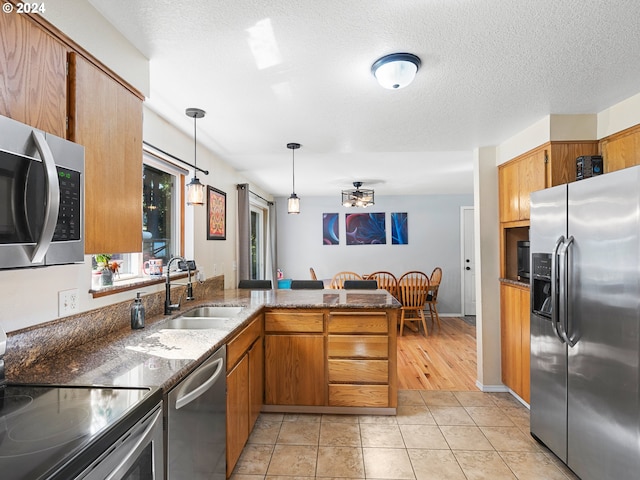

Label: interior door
[461,207,476,315]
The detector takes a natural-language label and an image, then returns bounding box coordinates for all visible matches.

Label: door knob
[466,267,471,270]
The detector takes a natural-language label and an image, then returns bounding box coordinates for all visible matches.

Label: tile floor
[230,390,580,479]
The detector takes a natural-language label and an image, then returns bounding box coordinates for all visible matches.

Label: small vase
[101,268,113,286]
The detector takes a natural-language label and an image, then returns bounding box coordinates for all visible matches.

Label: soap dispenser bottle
[131,292,145,329]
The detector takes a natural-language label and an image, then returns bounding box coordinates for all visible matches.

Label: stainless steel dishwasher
[167,345,226,479]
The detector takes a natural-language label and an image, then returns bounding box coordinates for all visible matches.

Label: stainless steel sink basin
[181,306,243,318]
[164,317,230,329]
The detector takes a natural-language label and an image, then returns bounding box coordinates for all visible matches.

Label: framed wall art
[323,213,339,245]
[207,186,226,240]
[345,212,386,245]
[391,212,408,245]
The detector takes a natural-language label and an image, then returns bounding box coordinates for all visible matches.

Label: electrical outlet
[59,289,79,317]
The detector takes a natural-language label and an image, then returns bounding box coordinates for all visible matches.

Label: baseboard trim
[475,381,530,409]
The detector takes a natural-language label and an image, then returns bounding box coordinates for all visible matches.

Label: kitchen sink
[164,317,231,329]
[181,306,244,318]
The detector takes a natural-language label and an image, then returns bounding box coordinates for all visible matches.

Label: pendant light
[342,181,375,207]
[185,107,206,206]
[287,142,301,214]
[371,53,421,90]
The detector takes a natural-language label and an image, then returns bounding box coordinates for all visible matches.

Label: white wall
[274,193,473,315]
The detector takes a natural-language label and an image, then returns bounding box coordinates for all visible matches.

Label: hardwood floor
[396,316,478,390]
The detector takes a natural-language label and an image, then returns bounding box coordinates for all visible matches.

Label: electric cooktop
[0,384,161,480]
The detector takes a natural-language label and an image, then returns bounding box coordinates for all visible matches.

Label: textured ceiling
[87,0,640,197]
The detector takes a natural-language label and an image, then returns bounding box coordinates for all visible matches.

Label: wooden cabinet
[264,311,325,406]
[0,11,67,137]
[264,308,398,411]
[600,124,640,173]
[499,148,546,222]
[0,12,144,255]
[68,53,143,254]
[226,315,263,477]
[499,142,598,223]
[500,282,530,403]
[327,312,391,407]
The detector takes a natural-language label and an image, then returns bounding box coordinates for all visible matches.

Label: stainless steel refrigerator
[529,165,640,480]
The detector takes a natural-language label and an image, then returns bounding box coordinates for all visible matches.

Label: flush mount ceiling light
[287,142,301,214]
[371,52,421,90]
[342,181,375,208]
[185,107,207,206]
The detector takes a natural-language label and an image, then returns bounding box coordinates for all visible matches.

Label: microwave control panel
[53,166,81,241]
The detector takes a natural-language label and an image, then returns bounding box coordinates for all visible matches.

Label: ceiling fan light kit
[371,52,421,89]
[342,181,375,208]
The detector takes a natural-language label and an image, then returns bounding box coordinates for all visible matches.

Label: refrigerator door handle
[551,236,566,342]
[558,236,576,347]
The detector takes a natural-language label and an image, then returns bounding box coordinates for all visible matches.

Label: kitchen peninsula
[5,286,400,476]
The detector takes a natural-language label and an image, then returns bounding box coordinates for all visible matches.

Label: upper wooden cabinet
[499,141,598,223]
[68,53,143,254]
[1,12,144,255]
[600,124,640,173]
[0,11,67,137]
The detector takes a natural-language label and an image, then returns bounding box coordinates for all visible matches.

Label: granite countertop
[8,289,400,395]
[499,277,530,288]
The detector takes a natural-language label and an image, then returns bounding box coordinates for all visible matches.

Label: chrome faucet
[164,256,194,314]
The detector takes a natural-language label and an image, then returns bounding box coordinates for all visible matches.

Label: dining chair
[329,271,363,289]
[238,279,272,289]
[309,267,318,280]
[426,267,443,330]
[290,280,324,289]
[397,271,431,336]
[365,271,399,299]
[343,279,378,289]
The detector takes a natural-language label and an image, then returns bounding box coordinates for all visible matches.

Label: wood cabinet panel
[265,311,324,332]
[227,316,262,370]
[518,149,546,220]
[500,283,530,402]
[0,12,67,137]
[548,142,598,186]
[328,385,389,407]
[264,334,324,406]
[328,359,388,383]
[499,161,520,222]
[328,335,388,358]
[248,335,263,428]
[69,53,142,254]
[600,125,640,173]
[327,312,388,333]
[226,354,249,477]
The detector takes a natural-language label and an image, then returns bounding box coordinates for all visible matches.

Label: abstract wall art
[345,212,386,245]
[207,186,226,240]
[323,213,339,245]
[391,212,408,245]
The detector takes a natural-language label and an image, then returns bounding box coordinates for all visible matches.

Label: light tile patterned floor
[230,390,580,480]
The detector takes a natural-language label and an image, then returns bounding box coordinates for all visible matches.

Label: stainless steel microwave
[0,115,84,269]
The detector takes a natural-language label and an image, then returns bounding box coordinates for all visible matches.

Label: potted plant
[94,254,119,286]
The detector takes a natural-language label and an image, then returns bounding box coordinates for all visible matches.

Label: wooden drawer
[327,312,388,333]
[227,316,262,371]
[328,359,388,383]
[265,311,324,333]
[328,385,389,407]
[328,335,388,358]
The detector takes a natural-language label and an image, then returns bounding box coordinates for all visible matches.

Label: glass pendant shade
[288,193,300,214]
[371,53,421,90]
[186,177,205,206]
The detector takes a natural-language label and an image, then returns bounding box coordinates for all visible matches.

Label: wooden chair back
[366,271,398,298]
[397,271,430,308]
[329,271,363,289]
[309,267,318,280]
[426,267,443,330]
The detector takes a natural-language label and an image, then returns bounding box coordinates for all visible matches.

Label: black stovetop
[0,384,161,480]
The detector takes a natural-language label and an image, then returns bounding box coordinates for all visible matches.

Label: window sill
[90,272,192,298]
